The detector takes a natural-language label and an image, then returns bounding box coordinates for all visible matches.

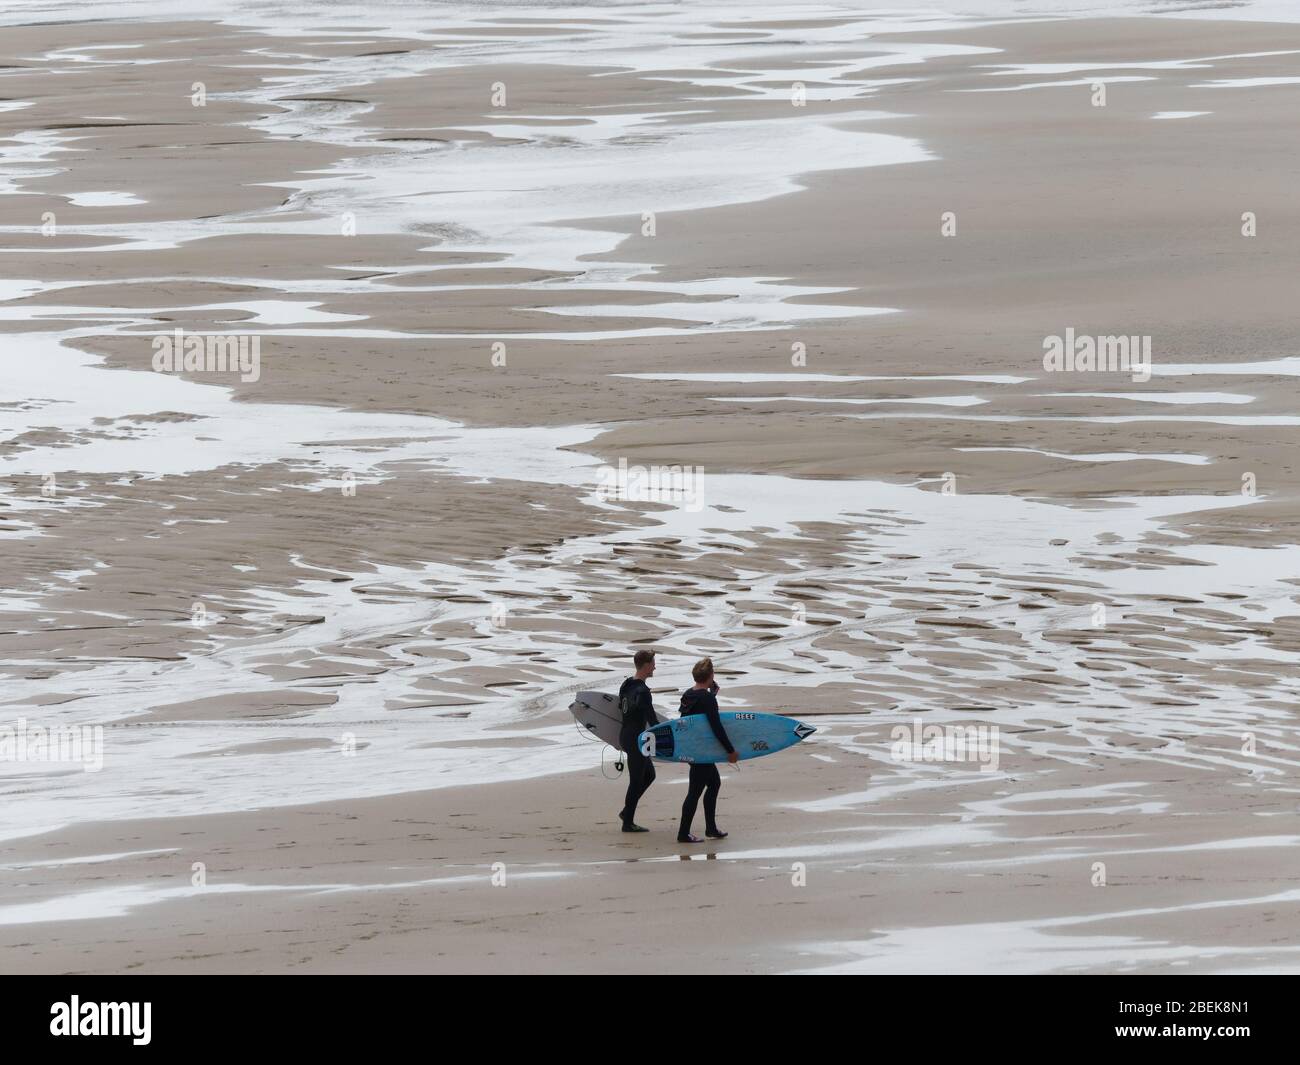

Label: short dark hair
[691,657,714,683]
[633,650,656,669]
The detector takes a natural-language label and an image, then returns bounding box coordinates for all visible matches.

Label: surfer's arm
[640,687,659,726]
[703,696,734,753]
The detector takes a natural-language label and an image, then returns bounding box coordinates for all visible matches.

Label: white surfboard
[569,689,625,750]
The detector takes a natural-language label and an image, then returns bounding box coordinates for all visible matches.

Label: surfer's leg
[621,749,641,821]
[701,764,722,835]
[619,727,639,822]
[678,766,706,840]
[630,757,655,811]
[621,742,653,828]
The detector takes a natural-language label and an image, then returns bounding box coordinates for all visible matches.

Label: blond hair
[691,657,714,684]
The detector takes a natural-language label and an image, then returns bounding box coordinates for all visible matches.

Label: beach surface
[1,0,1298,973]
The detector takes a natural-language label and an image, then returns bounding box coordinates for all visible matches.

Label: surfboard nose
[794,722,816,741]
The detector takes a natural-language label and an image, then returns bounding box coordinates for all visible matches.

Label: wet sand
[1,4,1299,973]
[3,740,1297,975]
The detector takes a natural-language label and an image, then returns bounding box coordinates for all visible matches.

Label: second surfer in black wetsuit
[617,649,659,833]
[677,657,737,843]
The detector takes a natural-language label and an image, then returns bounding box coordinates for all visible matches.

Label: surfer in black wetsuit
[677,657,737,843]
[617,649,659,833]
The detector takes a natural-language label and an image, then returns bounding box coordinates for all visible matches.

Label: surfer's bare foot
[677,834,702,843]
[705,829,728,839]
[622,822,650,833]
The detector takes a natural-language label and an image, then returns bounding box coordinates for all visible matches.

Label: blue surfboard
[639,711,815,764]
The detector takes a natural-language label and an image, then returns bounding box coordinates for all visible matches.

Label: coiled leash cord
[571,716,625,779]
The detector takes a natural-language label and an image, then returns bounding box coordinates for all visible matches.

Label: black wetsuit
[618,676,659,825]
[677,687,733,839]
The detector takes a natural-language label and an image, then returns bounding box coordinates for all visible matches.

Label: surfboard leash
[571,715,625,778]
[603,746,625,780]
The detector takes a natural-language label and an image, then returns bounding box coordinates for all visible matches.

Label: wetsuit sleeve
[644,687,659,727]
[703,693,733,753]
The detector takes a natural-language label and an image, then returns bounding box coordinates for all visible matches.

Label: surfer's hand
[727,751,739,765]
